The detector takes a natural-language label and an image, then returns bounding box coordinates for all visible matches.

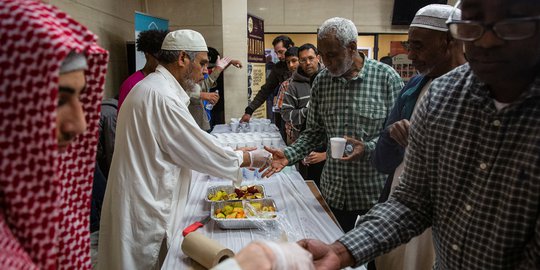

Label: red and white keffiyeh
[0,1,108,269]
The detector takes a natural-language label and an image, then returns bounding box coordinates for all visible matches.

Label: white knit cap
[410,4,461,32]
[60,51,87,74]
[161,29,208,52]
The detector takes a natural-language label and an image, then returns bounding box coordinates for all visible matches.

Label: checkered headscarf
[0,1,108,269]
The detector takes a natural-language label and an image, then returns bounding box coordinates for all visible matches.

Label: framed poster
[390,41,417,82]
[357,47,373,59]
[247,14,266,119]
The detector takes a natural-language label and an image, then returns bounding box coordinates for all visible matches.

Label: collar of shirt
[467,68,540,110]
[155,65,191,107]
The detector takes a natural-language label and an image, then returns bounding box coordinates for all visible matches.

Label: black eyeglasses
[446,0,540,41]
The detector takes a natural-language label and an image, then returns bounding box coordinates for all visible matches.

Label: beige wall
[248,0,408,33]
[48,0,224,98]
[147,0,224,55]
[265,34,317,49]
[47,0,459,104]
[249,0,459,33]
[221,0,248,120]
[48,0,142,98]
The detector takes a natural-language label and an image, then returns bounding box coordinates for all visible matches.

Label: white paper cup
[245,140,257,148]
[262,138,273,147]
[251,123,261,132]
[236,141,247,148]
[239,122,248,132]
[227,142,238,149]
[330,137,346,159]
[271,138,281,147]
[254,138,263,149]
[230,123,239,133]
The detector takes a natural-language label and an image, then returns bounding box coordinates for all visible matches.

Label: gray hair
[158,50,200,64]
[318,17,358,48]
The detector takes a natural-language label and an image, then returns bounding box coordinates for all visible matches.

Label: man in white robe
[98,30,269,270]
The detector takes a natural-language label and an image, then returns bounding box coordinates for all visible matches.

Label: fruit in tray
[214,202,276,219]
[207,185,263,201]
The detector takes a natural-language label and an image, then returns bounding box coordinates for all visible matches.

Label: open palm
[261,146,289,177]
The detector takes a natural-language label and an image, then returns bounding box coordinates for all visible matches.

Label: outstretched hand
[248,149,272,169]
[261,146,289,178]
[297,239,345,270]
[215,55,232,70]
[216,56,243,70]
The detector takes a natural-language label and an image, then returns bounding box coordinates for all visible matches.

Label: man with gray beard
[263,18,403,232]
[98,30,271,270]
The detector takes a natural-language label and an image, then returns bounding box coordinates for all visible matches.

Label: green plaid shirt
[284,58,403,210]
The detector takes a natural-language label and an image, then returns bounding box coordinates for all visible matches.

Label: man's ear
[178,51,188,67]
[347,41,357,53]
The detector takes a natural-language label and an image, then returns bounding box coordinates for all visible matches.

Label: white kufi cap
[161,29,208,51]
[410,4,460,32]
[60,51,87,74]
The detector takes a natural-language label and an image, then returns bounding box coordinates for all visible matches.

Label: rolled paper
[181,231,235,269]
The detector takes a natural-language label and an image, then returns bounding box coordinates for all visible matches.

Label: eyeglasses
[446,0,540,41]
[299,56,317,64]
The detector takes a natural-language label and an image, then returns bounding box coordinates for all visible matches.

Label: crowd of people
[1,0,539,269]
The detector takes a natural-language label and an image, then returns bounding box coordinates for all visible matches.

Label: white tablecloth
[162,170,350,269]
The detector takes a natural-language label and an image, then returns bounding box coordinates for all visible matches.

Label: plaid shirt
[274,78,291,111]
[340,64,540,269]
[284,58,403,210]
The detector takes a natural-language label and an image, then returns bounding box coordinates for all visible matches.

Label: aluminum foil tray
[210,199,278,229]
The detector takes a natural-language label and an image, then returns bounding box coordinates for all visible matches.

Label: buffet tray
[210,199,277,229]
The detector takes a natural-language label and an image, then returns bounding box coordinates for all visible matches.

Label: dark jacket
[372,75,431,202]
[282,66,326,152]
[245,61,290,114]
[372,75,431,174]
[97,98,117,178]
[281,66,321,128]
[91,163,106,233]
